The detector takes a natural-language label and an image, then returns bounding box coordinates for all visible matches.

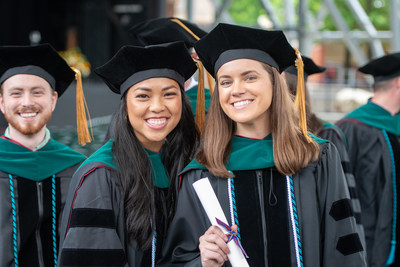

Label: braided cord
[228,178,234,224]
[151,229,157,267]
[228,171,241,240]
[287,175,304,267]
[9,174,19,267]
[51,175,58,266]
[382,130,397,266]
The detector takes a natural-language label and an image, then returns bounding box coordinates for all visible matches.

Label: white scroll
[193,178,249,267]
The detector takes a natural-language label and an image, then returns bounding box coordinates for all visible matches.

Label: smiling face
[0,74,57,136]
[216,58,273,136]
[125,77,182,152]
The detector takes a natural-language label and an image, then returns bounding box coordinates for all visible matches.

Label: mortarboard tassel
[206,72,214,95]
[194,59,206,133]
[71,67,93,145]
[170,18,213,126]
[293,49,312,143]
[385,240,396,266]
[170,18,200,41]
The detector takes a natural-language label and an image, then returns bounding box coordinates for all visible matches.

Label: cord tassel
[293,49,311,143]
[71,67,93,145]
[170,17,214,109]
[170,18,200,41]
[194,59,206,133]
[385,240,396,266]
[206,72,215,95]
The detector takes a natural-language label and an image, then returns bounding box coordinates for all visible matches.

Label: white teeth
[147,118,167,125]
[233,100,252,108]
[20,112,37,118]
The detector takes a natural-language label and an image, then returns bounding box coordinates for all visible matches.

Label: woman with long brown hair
[161,23,366,267]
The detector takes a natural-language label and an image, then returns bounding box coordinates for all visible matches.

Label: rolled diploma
[193,178,249,267]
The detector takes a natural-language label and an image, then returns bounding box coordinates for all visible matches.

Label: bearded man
[0,44,86,267]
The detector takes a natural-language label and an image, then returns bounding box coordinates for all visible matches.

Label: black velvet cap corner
[284,56,326,77]
[359,52,400,82]
[0,43,75,97]
[194,23,297,77]
[129,17,207,48]
[94,41,197,96]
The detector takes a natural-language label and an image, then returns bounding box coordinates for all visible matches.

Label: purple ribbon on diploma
[215,217,249,258]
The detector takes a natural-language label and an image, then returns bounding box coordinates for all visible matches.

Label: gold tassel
[71,67,93,145]
[194,59,205,133]
[293,49,312,143]
[170,18,200,41]
[206,72,214,95]
[170,18,210,130]
[170,18,214,96]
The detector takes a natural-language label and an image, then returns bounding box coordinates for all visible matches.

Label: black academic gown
[161,142,367,267]
[337,117,400,267]
[0,137,85,267]
[58,141,169,267]
[318,122,366,249]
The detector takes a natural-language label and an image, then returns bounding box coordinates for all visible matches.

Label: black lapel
[17,178,39,267]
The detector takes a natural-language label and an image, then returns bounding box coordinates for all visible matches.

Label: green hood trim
[345,102,400,135]
[185,133,326,171]
[0,137,85,181]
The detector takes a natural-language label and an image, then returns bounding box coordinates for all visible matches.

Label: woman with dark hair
[58,41,199,266]
[161,23,367,266]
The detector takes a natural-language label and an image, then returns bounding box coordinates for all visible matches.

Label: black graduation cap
[358,52,400,82]
[129,17,213,133]
[194,23,297,77]
[129,17,207,48]
[0,43,92,145]
[0,43,75,97]
[194,23,312,142]
[95,41,198,97]
[284,56,326,80]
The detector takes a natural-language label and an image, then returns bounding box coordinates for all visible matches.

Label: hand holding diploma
[193,178,249,267]
[199,225,231,266]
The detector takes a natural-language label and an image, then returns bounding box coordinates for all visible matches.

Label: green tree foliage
[228,0,267,25]
[322,0,389,30]
[228,0,390,30]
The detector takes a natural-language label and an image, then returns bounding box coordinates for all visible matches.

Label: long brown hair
[197,63,320,177]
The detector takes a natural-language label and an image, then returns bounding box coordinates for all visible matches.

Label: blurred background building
[0,0,399,154]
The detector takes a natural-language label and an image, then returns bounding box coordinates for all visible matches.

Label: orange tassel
[71,67,93,145]
[194,59,206,133]
[170,18,200,41]
[206,72,214,95]
[293,49,311,143]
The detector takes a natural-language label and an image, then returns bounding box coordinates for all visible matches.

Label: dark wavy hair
[112,88,198,250]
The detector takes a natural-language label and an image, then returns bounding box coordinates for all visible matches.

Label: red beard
[4,105,52,135]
